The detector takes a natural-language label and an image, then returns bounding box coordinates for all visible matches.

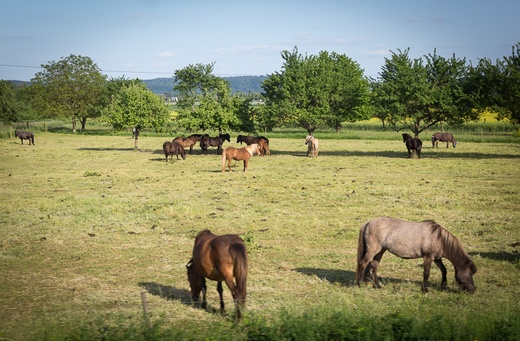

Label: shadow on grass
[139,282,192,305]
[470,251,519,263]
[294,268,357,286]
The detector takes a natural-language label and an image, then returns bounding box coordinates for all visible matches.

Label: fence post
[140,291,151,328]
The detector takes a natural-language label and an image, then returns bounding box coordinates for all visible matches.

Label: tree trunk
[80,117,87,132]
[72,115,77,133]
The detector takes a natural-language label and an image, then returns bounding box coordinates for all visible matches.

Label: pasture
[1,132,519,340]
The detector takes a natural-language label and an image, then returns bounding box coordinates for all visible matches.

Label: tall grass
[1,133,519,340]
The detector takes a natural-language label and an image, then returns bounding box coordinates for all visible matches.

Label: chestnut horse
[356,217,477,293]
[15,130,35,145]
[236,135,269,146]
[402,133,422,159]
[173,134,202,154]
[162,141,186,161]
[186,229,248,319]
[221,144,260,172]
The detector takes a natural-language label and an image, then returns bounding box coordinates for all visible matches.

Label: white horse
[305,135,319,157]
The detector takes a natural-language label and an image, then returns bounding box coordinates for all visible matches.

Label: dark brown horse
[221,144,260,172]
[432,132,457,148]
[402,133,422,159]
[236,135,269,146]
[186,230,248,319]
[356,217,477,293]
[162,141,186,161]
[15,130,35,145]
[173,134,202,154]
[200,135,225,155]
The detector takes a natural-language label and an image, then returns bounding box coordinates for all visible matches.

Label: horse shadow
[470,251,519,263]
[138,282,192,306]
[293,267,357,286]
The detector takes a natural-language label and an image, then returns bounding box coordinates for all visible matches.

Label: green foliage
[0,80,21,123]
[173,63,242,133]
[374,48,477,137]
[30,54,106,132]
[102,82,170,132]
[262,47,370,134]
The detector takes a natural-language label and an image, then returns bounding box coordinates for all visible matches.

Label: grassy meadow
[0,131,519,340]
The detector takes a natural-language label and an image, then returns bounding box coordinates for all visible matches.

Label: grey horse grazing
[305,135,319,157]
[356,217,477,293]
[432,132,457,148]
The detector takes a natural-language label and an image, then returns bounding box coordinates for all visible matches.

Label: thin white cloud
[158,51,174,57]
[367,49,391,57]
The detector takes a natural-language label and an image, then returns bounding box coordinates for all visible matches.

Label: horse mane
[428,221,472,268]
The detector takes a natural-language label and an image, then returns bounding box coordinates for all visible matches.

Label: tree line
[1,43,518,137]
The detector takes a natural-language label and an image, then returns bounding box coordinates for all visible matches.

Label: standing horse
[402,133,422,159]
[173,134,202,154]
[256,138,270,156]
[15,130,35,145]
[162,141,186,161]
[356,217,477,293]
[432,132,457,148]
[305,135,319,157]
[186,230,248,319]
[221,144,260,172]
[236,135,269,146]
[200,135,225,155]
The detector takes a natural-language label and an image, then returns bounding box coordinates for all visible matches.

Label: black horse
[402,133,422,159]
[200,135,225,155]
[15,130,35,145]
[236,135,269,146]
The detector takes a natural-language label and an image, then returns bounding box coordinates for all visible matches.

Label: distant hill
[143,76,267,96]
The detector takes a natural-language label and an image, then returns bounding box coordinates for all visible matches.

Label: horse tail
[356,222,369,283]
[230,242,248,302]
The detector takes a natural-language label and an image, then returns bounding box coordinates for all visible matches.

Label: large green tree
[0,80,20,124]
[374,48,477,137]
[262,47,370,134]
[30,54,106,132]
[102,82,169,132]
[468,42,520,123]
[173,63,241,133]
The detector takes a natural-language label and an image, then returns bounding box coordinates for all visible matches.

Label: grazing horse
[256,138,270,156]
[356,217,477,293]
[219,133,231,143]
[200,135,225,155]
[162,141,186,161]
[186,229,248,319]
[15,130,34,145]
[432,132,457,148]
[236,135,269,146]
[173,134,202,154]
[221,144,260,172]
[305,135,319,157]
[402,133,422,159]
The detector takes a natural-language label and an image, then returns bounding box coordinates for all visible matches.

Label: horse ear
[186,258,193,269]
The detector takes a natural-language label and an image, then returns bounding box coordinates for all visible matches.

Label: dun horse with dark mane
[173,134,202,154]
[432,132,457,148]
[186,230,248,319]
[356,217,477,293]
[221,144,260,172]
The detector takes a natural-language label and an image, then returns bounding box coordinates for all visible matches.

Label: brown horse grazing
[186,230,248,319]
[256,138,270,156]
[162,141,186,161]
[432,132,457,148]
[15,130,35,145]
[402,133,422,159]
[305,135,319,157]
[221,144,260,172]
[356,217,477,293]
[173,134,202,154]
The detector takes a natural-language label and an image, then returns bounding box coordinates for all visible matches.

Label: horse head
[455,261,477,293]
[186,258,205,302]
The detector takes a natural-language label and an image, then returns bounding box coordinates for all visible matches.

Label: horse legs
[370,250,385,288]
[243,159,249,172]
[422,257,434,293]
[434,259,448,290]
[217,281,225,314]
[201,279,208,309]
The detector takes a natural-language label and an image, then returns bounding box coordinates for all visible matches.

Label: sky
[1,0,518,81]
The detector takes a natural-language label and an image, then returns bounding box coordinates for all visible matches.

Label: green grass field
[1,132,519,340]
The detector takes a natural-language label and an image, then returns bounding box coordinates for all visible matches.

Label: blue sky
[1,0,518,81]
